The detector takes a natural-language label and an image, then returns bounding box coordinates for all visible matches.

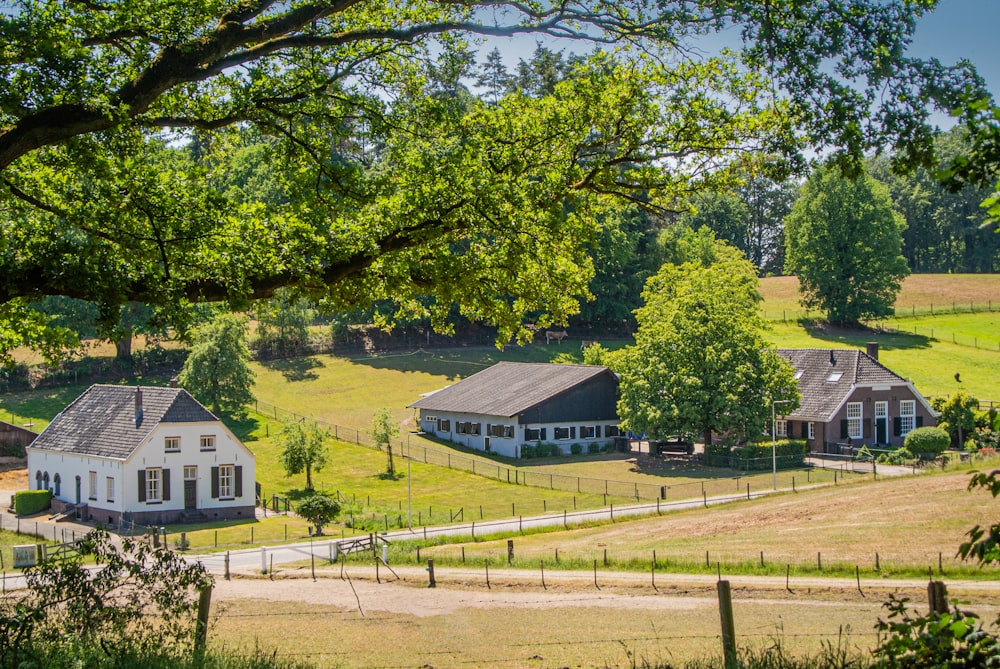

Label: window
[106,477,114,502]
[774,420,788,437]
[808,422,815,440]
[847,402,863,439]
[200,435,216,451]
[53,473,61,497]
[504,425,513,438]
[164,436,180,452]
[525,427,541,441]
[827,372,844,382]
[604,425,620,438]
[875,402,888,420]
[88,471,97,500]
[456,422,467,434]
[436,418,450,432]
[218,465,234,499]
[424,415,437,424]
[184,466,197,481]
[554,427,570,440]
[487,424,512,438]
[581,426,596,439]
[900,400,916,436]
[794,370,804,380]
[146,468,162,503]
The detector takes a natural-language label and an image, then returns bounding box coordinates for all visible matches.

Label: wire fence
[762,300,997,323]
[250,398,876,504]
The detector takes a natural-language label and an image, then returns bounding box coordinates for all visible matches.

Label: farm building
[408,362,620,458]
[777,344,937,453]
[26,384,256,526]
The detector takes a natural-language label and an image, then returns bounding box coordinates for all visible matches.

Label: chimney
[170,377,179,389]
[829,350,836,365]
[135,386,143,425]
[866,342,879,361]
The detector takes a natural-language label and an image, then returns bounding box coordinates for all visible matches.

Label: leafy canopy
[278,419,331,492]
[783,163,910,325]
[0,0,985,358]
[177,312,255,416]
[614,230,799,447]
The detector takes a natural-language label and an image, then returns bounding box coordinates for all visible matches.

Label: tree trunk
[305,465,313,491]
[386,444,395,476]
[115,328,134,364]
[703,427,712,451]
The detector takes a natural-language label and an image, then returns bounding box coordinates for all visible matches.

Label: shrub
[539,442,561,457]
[570,443,582,455]
[903,426,950,459]
[521,444,536,459]
[14,489,52,515]
[707,440,808,470]
[295,494,341,536]
[601,440,616,453]
[876,447,915,465]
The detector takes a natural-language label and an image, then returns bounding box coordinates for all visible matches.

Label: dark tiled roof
[408,362,617,417]
[777,349,908,421]
[28,384,218,459]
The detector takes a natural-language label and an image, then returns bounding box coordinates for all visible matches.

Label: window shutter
[916,416,924,428]
[162,469,171,501]
[840,420,849,439]
[235,466,243,498]
[137,470,146,502]
[211,467,219,499]
[893,417,902,437]
[570,426,576,439]
[540,428,546,440]
[863,419,871,439]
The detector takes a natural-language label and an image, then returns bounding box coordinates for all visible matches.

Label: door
[184,466,197,510]
[875,401,888,445]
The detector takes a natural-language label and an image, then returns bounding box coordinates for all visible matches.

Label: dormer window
[794,370,804,380]
[164,436,180,452]
[827,372,843,382]
[200,435,216,451]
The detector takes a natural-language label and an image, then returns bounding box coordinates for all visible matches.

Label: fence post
[194,585,212,661]
[427,559,436,588]
[928,580,949,615]
[717,580,738,669]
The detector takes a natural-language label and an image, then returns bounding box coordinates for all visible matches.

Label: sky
[482,0,1000,121]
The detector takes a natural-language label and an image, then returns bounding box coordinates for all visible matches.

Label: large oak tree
[0,0,985,360]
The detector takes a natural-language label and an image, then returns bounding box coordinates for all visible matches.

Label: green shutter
[916,416,924,428]
[137,470,146,503]
[863,418,871,439]
[893,417,902,437]
[840,420,849,439]
[235,466,243,498]
[162,469,171,501]
[211,467,219,499]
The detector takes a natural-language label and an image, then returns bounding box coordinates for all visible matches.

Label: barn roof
[408,362,617,418]
[28,384,218,459]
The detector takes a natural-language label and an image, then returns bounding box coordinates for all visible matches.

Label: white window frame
[581,425,597,439]
[146,468,162,503]
[165,436,181,452]
[554,427,571,440]
[218,464,234,499]
[200,435,216,451]
[875,401,888,419]
[847,402,863,440]
[184,466,197,481]
[88,471,97,500]
[900,400,916,436]
[808,422,815,440]
[106,477,114,502]
[775,420,788,438]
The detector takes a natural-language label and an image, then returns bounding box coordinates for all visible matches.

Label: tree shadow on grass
[797,320,932,351]
[221,412,261,442]
[260,356,324,382]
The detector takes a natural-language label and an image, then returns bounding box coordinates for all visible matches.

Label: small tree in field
[296,494,341,536]
[279,420,329,492]
[371,408,400,476]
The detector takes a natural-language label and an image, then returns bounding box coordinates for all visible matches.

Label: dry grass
[421,466,1000,573]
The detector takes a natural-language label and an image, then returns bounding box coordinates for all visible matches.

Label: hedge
[703,440,809,470]
[14,489,52,516]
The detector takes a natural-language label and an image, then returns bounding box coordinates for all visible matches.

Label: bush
[706,440,808,470]
[521,444,536,459]
[570,443,582,455]
[903,426,950,459]
[876,447,915,466]
[601,440,616,453]
[587,442,601,454]
[295,494,341,536]
[14,489,52,515]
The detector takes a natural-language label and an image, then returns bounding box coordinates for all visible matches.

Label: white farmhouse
[408,362,620,458]
[26,384,255,526]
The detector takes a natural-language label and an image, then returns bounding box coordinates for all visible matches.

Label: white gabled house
[26,384,256,526]
[408,362,620,458]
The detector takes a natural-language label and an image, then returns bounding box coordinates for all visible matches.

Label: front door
[184,466,197,510]
[875,401,888,445]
